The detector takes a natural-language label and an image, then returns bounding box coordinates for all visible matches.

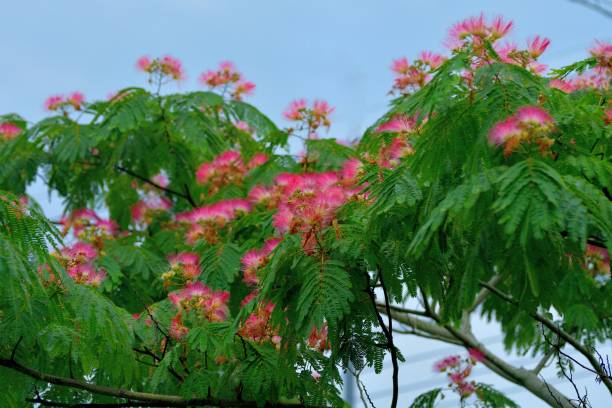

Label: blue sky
[1,0,611,406]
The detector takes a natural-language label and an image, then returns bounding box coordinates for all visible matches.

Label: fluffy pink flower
[136,56,152,72]
[590,40,612,65]
[468,348,485,362]
[549,79,576,93]
[68,92,85,109]
[283,99,308,121]
[489,16,513,40]
[234,120,251,133]
[248,185,274,205]
[151,173,169,188]
[160,55,185,80]
[527,36,551,58]
[376,114,417,134]
[458,382,476,397]
[0,123,21,140]
[247,153,268,169]
[515,106,553,126]
[391,57,410,74]
[488,117,521,145]
[195,162,214,184]
[233,80,256,100]
[433,355,461,372]
[418,51,446,69]
[63,242,98,262]
[44,95,65,111]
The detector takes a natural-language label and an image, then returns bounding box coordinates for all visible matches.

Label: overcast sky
[1,1,611,406]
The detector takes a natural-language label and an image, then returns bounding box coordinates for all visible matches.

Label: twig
[479,280,612,395]
[114,165,197,207]
[567,0,612,18]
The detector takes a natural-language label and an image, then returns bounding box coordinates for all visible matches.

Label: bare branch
[567,0,612,18]
[480,280,612,394]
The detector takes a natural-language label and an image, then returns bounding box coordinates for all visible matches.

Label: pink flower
[248,185,273,205]
[391,57,410,75]
[233,80,256,100]
[590,40,612,65]
[468,348,485,362]
[311,370,321,381]
[0,123,21,140]
[418,51,446,69]
[247,153,268,169]
[44,95,65,111]
[549,79,576,93]
[495,42,518,64]
[160,55,185,80]
[489,16,513,40]
[234,120,251,133]
[433,355,461,372]
[68,92,85,110]
[196,162,214,184]
[63,242,98,262]
[136,56,152,72]
[488,117,521,145]
[312,99,334,118]
[151,173,169,188]
[515,106,554,127]
[283,99,308,121]
[527,36,551,59]
[376,114,417,134]
[458,382,476,397]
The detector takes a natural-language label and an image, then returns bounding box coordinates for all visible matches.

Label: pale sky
[1,0,611,406]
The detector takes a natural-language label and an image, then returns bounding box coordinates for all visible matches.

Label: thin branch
[114,165,197,207]
[376,302,429,317]
[480,280,612,394]
[532,349,556,375]
[364,271,399,408]
[468,274,504,313]
[567,0,612,18]
[0,359,315,407]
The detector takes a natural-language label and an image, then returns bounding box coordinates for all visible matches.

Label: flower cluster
[370,113,427,168]
[137,55,185,81]
[44,92,85,113]
[446,14,513,51]
[307,323,330,352]
[493,35,551,74]
[0,122,21,141]
[176,199,251,244]
[241,238,281,285]
[550,41,611,93]
[50,242,106,287]
[283,99,334,139]
[238,292,281,345]
[488,106,555,156]
[130,173,173,225]
[196,150,268,196]
[60,209,118,245]
[434,348,485,399]
[199,61,256,100]
[161,252,201,286]
[390,51,446,95]
[168,281,230,339]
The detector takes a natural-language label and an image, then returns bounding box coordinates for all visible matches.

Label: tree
[0,14,610,408]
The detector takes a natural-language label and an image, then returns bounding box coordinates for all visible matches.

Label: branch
[114,165,197,207]
[364,271,398,408]
[567,0,612,18]
[380,304,578,407]
[479,280,612,395]
[0,358,315,407]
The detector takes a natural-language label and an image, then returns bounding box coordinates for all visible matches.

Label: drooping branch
[379,304,578,407]
[114,165,197,207]
[0,358,316,408]
[479,280,612,394]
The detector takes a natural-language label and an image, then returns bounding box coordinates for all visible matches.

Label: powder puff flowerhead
[418,51,446,69]
[488,117,521,146]
[514,106,554,128]
[44,95,65,111]
[283,99,308,121]
[376,114,418,135]
[391,57,410,75]
[68,92,85,110]
[137,55,185,81]
[527,36,551,59]
[0,123,21,140]
[549,79,577,93]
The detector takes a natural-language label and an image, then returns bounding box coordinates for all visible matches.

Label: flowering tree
[0,14,610,408]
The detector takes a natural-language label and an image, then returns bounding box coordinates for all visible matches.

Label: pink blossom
[433,355,461,372]
[494,42,518,64]
[376,114,417,134]
[44,95,65,111]
[136,56,152,72]
[549,79,576,93]
[63,242,98,262]
[0,123,21,140]
[151,173,169,188]
[418,51,446,69]
[515,106,554,127]
[160,55,185,80]
[196,162,214,184]
[391,57,410,75]
[489,16,513,40]
[233,80,256,100]
[458,382,476,397]
[248,185,274,205]
[234,120,251,133]
[247,153,268,169]
[68,91,85,109]
[527,36,551,58]
[590,40,612,65]
[312,99,334,118]
[488,117,521,145]
[468,347,485,362]
[283,99,308,121]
